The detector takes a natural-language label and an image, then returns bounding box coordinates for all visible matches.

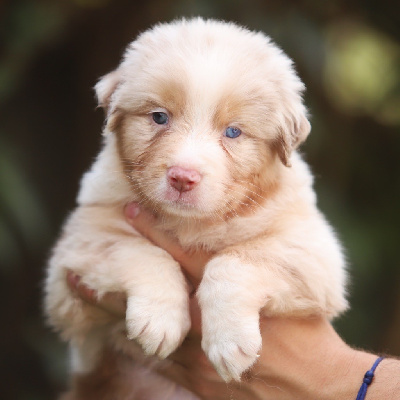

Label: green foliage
[0,0,68,102]
[325,21,400,125]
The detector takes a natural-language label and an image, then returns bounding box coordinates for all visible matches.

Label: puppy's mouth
[158,166,205,216]
[161,185,203,215]
[164,186,197,203]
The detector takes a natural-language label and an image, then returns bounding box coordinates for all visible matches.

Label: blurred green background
[1,0,399,398]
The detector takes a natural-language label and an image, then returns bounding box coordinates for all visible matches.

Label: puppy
[45,17,348,396]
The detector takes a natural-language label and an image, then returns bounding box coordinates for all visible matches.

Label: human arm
[67,203,400,400]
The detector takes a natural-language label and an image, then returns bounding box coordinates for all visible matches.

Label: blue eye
[225,126,242,138]
[152,112,169,125]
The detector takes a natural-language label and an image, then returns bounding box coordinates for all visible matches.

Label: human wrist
[330,347,378,400]
[365,358,400,399]
[244,317,378,400]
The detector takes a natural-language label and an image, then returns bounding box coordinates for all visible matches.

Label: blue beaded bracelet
[356,357,384,400]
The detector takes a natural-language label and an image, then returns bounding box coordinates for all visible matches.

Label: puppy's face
[97,19,310,219]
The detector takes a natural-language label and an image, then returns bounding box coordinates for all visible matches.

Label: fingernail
[125,202,140,220]
[67,270,81,288]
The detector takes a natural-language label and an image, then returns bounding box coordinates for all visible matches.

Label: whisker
[233,179,269,202]
[223,186,265,212]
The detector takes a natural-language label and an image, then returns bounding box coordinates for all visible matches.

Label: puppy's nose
[167,166,201,192]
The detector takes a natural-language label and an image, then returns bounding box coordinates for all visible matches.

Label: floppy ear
[276,107,311,167]
[94,69,121,111]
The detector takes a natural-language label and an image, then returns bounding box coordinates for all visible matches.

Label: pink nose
[167,166,201,192]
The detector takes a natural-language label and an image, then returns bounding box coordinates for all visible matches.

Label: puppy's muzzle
[167,166,201,193]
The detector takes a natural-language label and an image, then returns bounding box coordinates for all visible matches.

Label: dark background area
[1,0,399,398]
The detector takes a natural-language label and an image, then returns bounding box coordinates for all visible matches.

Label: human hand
[67,203,386,400]
[66,203,231,398]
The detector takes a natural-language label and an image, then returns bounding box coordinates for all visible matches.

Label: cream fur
[45,18,348,394]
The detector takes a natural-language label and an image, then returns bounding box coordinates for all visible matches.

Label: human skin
[66,203,400,400]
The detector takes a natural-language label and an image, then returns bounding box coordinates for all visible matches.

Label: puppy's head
[96,18,310,219]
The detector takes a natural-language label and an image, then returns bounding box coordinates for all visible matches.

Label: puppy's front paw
[126,293,190,359]
[201,314,262,382]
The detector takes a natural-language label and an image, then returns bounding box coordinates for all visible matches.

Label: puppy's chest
[161,215,272,253]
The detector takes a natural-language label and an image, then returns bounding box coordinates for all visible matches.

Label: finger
[188,295,202,333]
[66,270,126,317]
[125,203,212,285]
[125,202,191,267]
